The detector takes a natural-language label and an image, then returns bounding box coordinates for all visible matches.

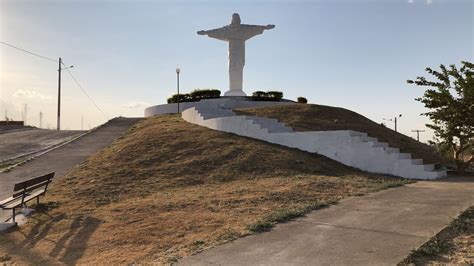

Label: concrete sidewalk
[180,177,474,265]
[0,117,141,222]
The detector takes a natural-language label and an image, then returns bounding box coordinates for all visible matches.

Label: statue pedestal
[224,90,247,96]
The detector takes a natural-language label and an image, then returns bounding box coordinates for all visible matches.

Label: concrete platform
[180,176,474,265]
[144,97,292,117]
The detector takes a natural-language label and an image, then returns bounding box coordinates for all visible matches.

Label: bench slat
[13,172,54,192]
[0,196,19,206]
[1,189,46,209]
[1,197,23,209]
[12,180,50,198]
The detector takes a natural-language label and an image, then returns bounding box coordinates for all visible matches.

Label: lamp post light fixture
[176,68,180,113]
[383,114,402,132]
[57,57,74,130]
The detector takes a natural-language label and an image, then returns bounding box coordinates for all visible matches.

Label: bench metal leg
[12,208,16,224]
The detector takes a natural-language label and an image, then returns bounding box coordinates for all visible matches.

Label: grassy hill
[236,103,446,165]
[0,115,411,264]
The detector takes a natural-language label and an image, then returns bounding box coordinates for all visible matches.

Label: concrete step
[368,141,385,148]
[384,147,400,154]
[398,153,411,159]
[246,117,293,133]
[423,164,435,171]
[411,159,423,165]
[348,131,368,137]
[362,136,378,142]
[198,109,235,119]
[379,142,389,148]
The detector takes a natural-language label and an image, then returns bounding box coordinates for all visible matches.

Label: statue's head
[231,13,241,25]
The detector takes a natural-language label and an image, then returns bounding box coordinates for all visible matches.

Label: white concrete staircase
[182,106,446,180]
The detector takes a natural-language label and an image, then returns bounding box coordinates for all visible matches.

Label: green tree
[407,61,474,173]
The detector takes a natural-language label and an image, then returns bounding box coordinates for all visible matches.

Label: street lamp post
[176,68,180,113]
[383,114,402,132]
[57,57,73,130]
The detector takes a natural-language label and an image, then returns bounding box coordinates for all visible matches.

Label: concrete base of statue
[224,89,247,96]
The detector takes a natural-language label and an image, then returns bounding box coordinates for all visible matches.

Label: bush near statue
[167,89,221,103]
[167,89,286,103]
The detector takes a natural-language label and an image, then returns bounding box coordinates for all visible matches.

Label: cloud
[408,0,414,3]
[12,89,53,101]
[122,101,150,109]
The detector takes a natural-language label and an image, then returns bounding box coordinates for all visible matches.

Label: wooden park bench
[0,172,55,223]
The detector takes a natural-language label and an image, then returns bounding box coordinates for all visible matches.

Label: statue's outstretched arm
[243,24,275,40]
[197,26,229,41]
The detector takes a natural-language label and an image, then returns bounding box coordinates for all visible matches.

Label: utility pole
[411,129,425,142]
[57,57,74,131]
[39,111,43,128]
[57,57,62,130]
[81,115,84,130]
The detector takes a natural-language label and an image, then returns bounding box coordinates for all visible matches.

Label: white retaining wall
[182,106,447,180]
[144,98,293,117]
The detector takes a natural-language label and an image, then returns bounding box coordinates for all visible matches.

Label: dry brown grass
[236,103,447,164]
[0,115,411,264]
[401,206,474,265]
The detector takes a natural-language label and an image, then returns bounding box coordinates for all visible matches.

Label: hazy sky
[0,0,472,142]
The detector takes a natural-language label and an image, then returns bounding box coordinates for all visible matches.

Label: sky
[0,0,472,142]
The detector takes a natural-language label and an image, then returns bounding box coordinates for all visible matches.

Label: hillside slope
[0,115,409,264]
[236,104,446,164]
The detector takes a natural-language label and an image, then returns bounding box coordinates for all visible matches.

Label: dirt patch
[236,104,447,164]
[0,115,412,264]
[401,206,473,265]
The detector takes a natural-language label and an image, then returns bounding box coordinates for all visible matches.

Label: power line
[61,62,109,119]
[2,41,109,121]
[0,41,58,62]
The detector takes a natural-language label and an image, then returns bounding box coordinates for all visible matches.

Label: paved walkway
[0,117,141,222]
[180,177,474,265]
[0,129,84,161]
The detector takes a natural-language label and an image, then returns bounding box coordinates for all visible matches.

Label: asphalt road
[0,129,85,161]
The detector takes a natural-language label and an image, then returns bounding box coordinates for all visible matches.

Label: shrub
[190,89,221,100]
[167,89,221,103]
[297,97,308,104]
[267,91,283,100]
[251,90,284,101]
[167,93,193,104]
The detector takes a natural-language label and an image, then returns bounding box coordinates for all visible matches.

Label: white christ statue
[197,13,275,96]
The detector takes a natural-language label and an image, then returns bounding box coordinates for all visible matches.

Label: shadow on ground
[1,213,101,264]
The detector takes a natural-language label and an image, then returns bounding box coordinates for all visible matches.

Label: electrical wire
[1,41,109,120]
[0,41,58,62]
[61,62,109,119]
